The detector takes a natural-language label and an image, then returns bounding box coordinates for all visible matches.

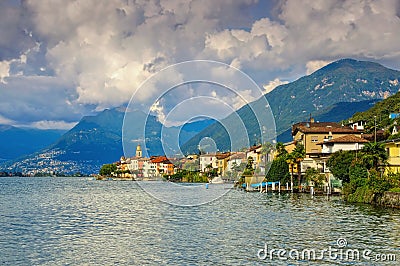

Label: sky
[0,0,400,129]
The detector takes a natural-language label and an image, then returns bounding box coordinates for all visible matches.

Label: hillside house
[292,119,365,179]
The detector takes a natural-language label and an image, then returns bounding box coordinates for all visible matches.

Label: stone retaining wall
[375,192,400,208]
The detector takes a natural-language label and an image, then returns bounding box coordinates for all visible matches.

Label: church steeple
[136,144,142,158]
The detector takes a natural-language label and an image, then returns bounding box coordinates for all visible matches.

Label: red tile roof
[317,135,369,145]
[229,152,246,160]
[248,144,262,151]
[216,152,230,160]
[150,156,171,163]
[292,122,361,135]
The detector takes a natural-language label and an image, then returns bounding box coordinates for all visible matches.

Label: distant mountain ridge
[181,59,400,152]
[1,108,214,174]
[0,125,65,161]
[267,58,400,134]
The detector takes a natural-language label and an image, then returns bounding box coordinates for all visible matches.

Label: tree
[286,152,296,190]
[361,142,388,171]
[275,142,288,159]
[261,142,274,176]
[243,156,254,176]
[205,164,217,178]
[304,167,325,188]
[291,143,305,188]
[99,163,117,176]
[326,150,356,183]
[267,156,290,183]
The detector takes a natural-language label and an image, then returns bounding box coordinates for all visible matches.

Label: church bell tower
[136,144,142,158]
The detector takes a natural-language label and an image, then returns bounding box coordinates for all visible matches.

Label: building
[127,144,143,176]
[318,135,368,154]
[216,152,230,176]
[150,156,175,176]
[246,144,262,167]
[383,138,400,174]
[292,119,363,156]
[226,152,246,171]
[389,113,400,119]
[291,119,365,187]
[199,154,218,172]
[116,156,131,177]
[136,144,142,158]
[348,120,365,130]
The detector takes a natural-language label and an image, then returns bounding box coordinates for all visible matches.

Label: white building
[318,135,368,154]
[349,120,366,130]
[226,152,246,172]
[141,158,157,178]
[199,154,217,172]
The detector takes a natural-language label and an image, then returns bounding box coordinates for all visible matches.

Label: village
[99,115,400,195]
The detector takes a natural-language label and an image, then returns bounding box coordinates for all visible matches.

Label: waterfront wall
[345,188,400,208]
[375,192,400,208]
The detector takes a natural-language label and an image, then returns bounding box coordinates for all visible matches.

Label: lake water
[0,177,399,265]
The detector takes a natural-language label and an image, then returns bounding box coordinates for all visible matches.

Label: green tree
[326,150,356,183]
[275,142,288,159]
[99,163,117,176]
[267,156,290,183]
[349,162,369,186]
[361,142,388,171]
[291,143,305,188]
[304,167,325,188]
[204,164,218,178]
[261,142,274,175]
[286,152,296,190]
[243,156,254,176]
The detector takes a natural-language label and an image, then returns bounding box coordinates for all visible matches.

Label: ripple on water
[0,177,399,265]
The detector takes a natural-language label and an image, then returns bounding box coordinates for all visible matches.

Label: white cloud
[263,78,289,94]
[0,76,86,124]
[0,114,15,125]
[306,60,332,75]
[205,0,400,71]
[28,120,78,130]
[150,101,166,124]
[0,60,10,83]
[0,0,400,129]
[23,0,257,110]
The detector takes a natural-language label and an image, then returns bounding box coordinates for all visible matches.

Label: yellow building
[246,144,262,167]
[291,119,365,176]
[292,120,363,156]
[384,139,400,173]
[216,153,230,176]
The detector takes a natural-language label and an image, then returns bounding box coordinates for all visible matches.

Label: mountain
[349,91,400,138]
[267,58,400,133]
[277,99,380,141]
[4,58,400,174]
[0,125,65,162]
[181,59,400,152]
[1,108,214,174]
